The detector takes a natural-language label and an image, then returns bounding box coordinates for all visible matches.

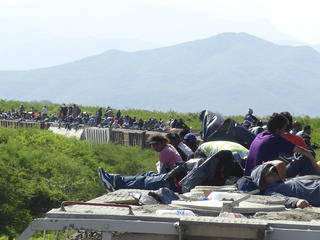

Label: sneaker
[98,167,115,192]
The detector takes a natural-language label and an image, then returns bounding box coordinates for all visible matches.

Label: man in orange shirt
[280,112,316,178]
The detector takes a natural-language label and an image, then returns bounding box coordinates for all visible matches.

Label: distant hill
[312,44,320,53]
[0,20,161,70]
[1,32,320,116]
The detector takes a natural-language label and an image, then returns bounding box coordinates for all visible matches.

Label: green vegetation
[0,127,157,239]
[2,99,320,238]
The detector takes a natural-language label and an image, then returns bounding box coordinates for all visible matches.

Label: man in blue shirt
[249,163,320,209]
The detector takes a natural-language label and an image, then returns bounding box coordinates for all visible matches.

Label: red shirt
[282,133,307,149]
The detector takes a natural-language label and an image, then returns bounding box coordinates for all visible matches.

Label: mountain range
[1,32,320,116]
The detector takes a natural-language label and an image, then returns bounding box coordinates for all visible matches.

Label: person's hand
[296,199,312,209]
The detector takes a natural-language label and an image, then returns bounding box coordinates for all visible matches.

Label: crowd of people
[99,108,320,210]
[0,105,51,122]
[0,104,190,132]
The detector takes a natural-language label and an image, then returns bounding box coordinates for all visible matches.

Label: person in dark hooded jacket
[248,163,320,209]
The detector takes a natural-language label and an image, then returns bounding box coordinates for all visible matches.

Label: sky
[1,0,320,45]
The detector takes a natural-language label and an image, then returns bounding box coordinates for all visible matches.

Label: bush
[0,127,157,238]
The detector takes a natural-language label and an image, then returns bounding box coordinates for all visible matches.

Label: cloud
[0,0,35,5]
[0,0,319,44]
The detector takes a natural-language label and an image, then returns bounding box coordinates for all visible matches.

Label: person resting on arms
[98,147,244,193]
[244,113,320,177]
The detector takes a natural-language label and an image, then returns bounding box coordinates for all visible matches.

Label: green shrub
[0,127,157,238]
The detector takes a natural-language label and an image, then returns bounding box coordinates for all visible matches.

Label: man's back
[244,130,295,176]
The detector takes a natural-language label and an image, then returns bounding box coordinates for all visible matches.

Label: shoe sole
[98,167,114,192]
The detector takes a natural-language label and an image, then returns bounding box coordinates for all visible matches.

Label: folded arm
[294,146,320,175]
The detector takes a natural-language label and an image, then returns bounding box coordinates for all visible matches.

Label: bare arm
[294,146,320,175]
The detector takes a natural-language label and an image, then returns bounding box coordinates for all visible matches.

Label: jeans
[114,172,177,191]
[286,155,317,178]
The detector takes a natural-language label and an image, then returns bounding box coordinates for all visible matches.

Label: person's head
[148,134,168,152]
[259,164,281,187]
[183,133,197,143]
[280,111,292,132]
[304,125,311,135]
[256,120,264,127]
[179,128,190,140]
[183,133,197,151]
[242,120,252,129]
[248,108,253,115]
[292,121,302,132]
[267,113,288,134]
[166,133,180,147]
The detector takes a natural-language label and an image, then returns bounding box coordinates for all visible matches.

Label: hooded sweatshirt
[250,164,320,208]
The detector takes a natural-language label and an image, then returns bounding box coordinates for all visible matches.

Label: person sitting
[239,163,320,209]
[105,108,113,118]
[88,116,97,127]
[166,133,193,161]
[179,128,190,141]
[101,117,110,127]
[280,112,307,148]
[297,125,312,149]
[249,120,265,135]
[244,108,259,125]
[290,121,302,135]
[122,117,130,128]
[244,113,320,176]
[98,149,244,193]
[138,118,144,129]
[111,120,120,128]
[242,120,252,129]
[183,133,198,152]
[149,134,182,173]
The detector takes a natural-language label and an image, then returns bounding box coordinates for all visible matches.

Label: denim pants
[286,155,317,178]
[114,171,177,191]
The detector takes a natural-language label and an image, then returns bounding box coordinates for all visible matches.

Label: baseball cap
[260,164,276,185]
[243,120,252,126]
[183,133,197,142]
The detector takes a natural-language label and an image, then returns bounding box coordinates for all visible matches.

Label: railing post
[141,131,146,150]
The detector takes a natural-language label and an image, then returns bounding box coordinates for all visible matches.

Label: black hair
[166,133,180,142]
[304,125,311,131]
[179,128,190,140]
[280,111,292,132]
[257,120,264,127]
[267,113,289,133]
[148,134,168,145]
